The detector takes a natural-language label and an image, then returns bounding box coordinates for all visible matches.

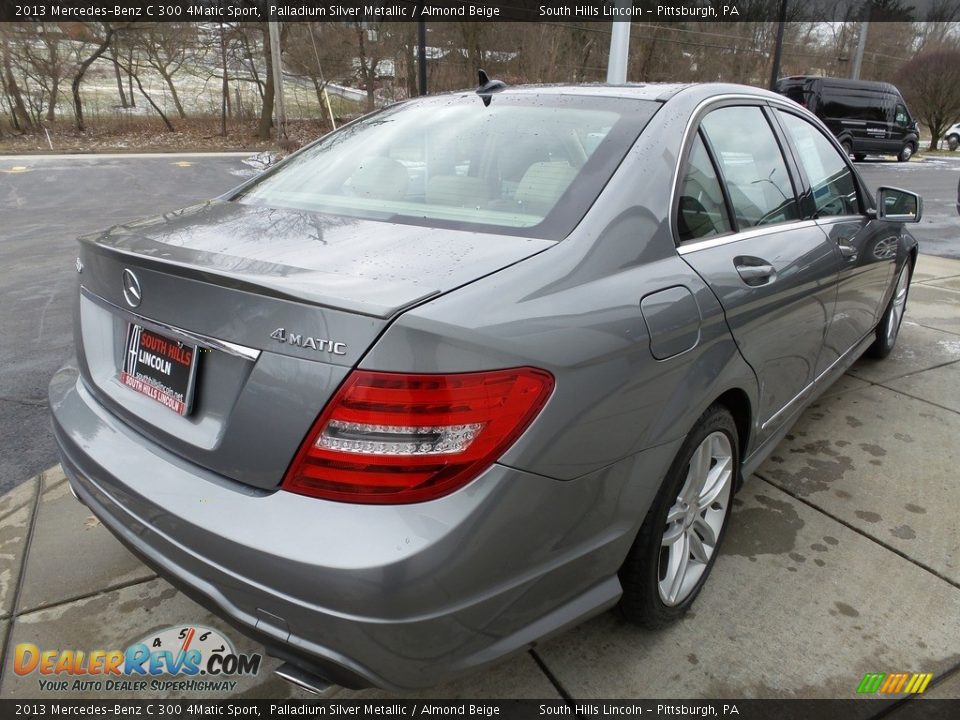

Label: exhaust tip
[274,662,336,696]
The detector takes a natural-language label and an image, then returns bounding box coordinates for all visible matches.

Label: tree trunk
[46,78,58,121]
[111,36,128,108]
[159,68,186,119]
[242,32,264,100]
[257,23,274,140]
[127,44,135,106]
[72,29,114,132]
[220,22,230,136]
[2,38,33,131]
[130,68,175,132]
[355,26,377,112]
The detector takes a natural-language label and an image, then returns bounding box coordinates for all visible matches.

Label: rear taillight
[282,367,554,504]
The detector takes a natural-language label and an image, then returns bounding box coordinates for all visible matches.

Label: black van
[775,76,919,162]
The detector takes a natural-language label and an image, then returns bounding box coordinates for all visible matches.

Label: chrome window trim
[677,219,819,255]
[669,93,816,253]
[81,286,261,361]
[813,214,865,226]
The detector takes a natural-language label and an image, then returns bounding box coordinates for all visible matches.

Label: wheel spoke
[664,533,690,604]
[666,503,685,525]
[685,443,710,502]
[688,528,711,563]
[692,515,718,548]
[698,455,732,511]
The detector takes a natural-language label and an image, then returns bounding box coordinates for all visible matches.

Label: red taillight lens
[281,367,555,504]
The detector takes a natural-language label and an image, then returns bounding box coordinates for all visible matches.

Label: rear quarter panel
[362,87,762,481]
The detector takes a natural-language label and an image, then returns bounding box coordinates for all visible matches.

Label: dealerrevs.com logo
[13,625,262,693]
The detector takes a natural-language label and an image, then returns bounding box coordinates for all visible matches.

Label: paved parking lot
[1,153,958,705]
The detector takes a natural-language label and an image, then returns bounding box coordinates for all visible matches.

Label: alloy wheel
[886,266,910,346]
[658,431,734,606]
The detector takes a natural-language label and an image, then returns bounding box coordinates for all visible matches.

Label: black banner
[1,699,960,719]
[1,0,958,24]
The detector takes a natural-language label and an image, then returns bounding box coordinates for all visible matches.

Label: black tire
[854,153,866,162]
[841,139,853,157]
[898,143,915,162]
[948,135,959,152]
[618,404,739,629]
[865,261,912,359]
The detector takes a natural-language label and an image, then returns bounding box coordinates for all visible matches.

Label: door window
[777,111,860,218]
[676,132,732,242]
[701,106,800,229]
[895,105,910,126]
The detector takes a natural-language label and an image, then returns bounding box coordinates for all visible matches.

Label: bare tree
[109,33,129,108]
[68,23,115,132]
[10,24,72,122]
[283,23,349,112]
[1,27,35,131]
[257,22,274,140]
[132,23,193,119]
[352,22,386,111]
[104,39,177,132]
[897,49,960,149]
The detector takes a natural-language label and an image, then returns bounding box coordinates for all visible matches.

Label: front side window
[777,111,859,218]
[701,106,800,229]
[676,132,732,242]
[235,95,658,239]
[895,105,910,126]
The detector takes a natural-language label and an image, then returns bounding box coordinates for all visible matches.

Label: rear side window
[701,106,800,229]
[820,88,886,122]
[676,132,732,242]
[777,111,859,218]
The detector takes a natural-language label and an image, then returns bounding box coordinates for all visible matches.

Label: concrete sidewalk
[2,255,960,705]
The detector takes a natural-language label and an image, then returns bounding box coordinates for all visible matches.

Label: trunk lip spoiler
[79,236,441,321]
[80,285,262,362]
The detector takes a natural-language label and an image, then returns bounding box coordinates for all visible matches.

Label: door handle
[734,259,776,286]
[737,265,774,285]
[837,241,858,260]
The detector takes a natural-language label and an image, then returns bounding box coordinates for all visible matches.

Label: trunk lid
[75,201,552,490]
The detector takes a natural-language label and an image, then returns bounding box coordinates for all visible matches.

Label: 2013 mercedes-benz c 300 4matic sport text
[50,80,921,692]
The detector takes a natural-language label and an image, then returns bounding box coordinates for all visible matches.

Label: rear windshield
[235,93,658,239]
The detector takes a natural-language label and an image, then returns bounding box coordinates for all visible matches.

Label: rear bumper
[50,364,678,690]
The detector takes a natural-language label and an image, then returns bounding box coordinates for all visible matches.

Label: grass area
[0,116,331,154]
[916,148,959,158]
[1,61,362,154]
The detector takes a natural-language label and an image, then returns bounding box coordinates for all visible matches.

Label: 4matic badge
[270,327,347,356]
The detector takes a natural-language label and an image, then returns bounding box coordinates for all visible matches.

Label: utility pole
[851,3,871,80]
[606,1,632,84]
[268,21,286,138]
[768,0,788,90]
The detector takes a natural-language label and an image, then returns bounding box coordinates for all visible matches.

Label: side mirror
[876,186,922,223]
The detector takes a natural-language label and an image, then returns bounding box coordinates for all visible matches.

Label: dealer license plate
[120,324,199,416]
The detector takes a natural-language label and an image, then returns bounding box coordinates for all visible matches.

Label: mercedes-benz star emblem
[122,269,142,308]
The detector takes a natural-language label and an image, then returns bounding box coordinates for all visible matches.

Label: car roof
[415,82,783,105]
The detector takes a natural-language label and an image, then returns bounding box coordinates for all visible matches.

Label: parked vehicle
[945,122,960,151]
[50,81,920,693]
[775,75,920,162]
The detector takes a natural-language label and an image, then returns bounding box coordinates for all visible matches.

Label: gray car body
[50,83,917,690]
